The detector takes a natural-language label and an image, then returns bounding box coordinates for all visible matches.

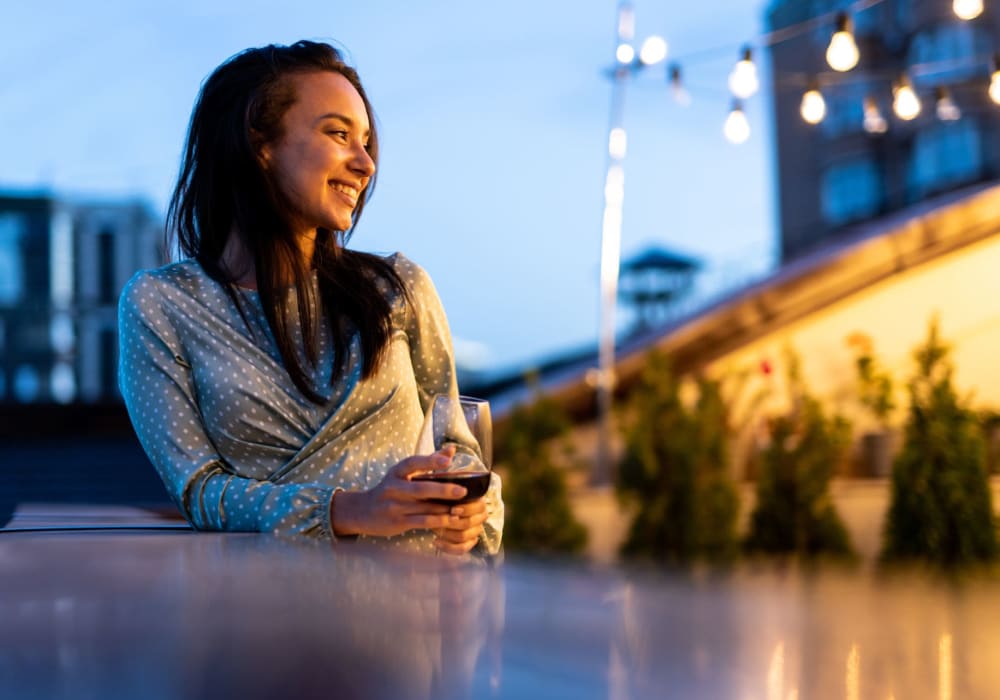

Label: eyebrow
[316,112,370,138]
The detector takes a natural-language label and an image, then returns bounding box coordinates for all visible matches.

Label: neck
[221,228,317,290]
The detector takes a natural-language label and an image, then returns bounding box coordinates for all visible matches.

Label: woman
[118,40,502,555]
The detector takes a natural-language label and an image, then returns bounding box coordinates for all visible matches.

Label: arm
[398,256,504,555]
[118,271,337,537]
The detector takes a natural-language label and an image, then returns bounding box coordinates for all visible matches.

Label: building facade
[767,0,1000,261]
[0,192,161,404]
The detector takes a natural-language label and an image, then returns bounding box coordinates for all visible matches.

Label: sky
[2,0,774,375]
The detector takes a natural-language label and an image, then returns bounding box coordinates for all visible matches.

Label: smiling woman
[117,40,502,555]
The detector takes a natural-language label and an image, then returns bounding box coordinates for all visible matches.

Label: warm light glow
[893,78,921,120]
[639,35,668,65]
[608,127,627,159]
[953,0,984,20]
[826,13,859,72]
[616,43,635,65]
[800,87,826,124]
[990,65,1000,104]
[724,101,750,143]
[846,644,860,700]
[604,164,625,206]
[728,47,759,98]
[864,96,888,133]
[766,642,784,700]
[669,64,691,105]
[939,633,953,700]
[935,87,961,121]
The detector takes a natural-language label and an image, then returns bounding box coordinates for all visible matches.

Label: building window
[907,121,983,199]
[50,362,76,404]
[13,365,40,403]
[98,227,116,304]
[100,328,117,400]
[821,158,883,226]
[908,24,988,84]
[0,213,26,305]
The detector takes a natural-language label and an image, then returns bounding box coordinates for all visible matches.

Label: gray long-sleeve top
[118,252,502,554]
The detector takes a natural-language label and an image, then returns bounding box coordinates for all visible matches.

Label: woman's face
[261,70,376,237]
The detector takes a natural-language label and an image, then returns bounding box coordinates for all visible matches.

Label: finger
[449,499,486,517]
[403,513,459,530]
[440,511,489,533]
[434,537,479,556]
[435,524,484,544]
[403,479,468,502]
[395,450,454,478]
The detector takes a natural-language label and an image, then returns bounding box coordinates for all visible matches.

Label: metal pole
[593,2,633,486]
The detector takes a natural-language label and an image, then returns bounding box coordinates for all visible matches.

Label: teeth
[331,183,358,199]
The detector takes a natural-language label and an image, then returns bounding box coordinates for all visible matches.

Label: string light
[617,43,636,65]
[639,35,668,65]
[826,13,860,72]
[863,96,888,134]
[800,82,827,124]
[990,55,1000,104]
[724,100,751,144]
[669,64,691,106]
[728,46,759,99]
[935,86,961,121]
[953,0,984,20]
[892,75,921,120]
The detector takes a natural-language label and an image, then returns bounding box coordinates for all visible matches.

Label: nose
[349,143,375,179]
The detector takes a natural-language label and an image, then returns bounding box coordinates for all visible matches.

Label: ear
[250,129,271,168]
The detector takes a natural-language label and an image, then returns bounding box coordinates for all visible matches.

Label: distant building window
[907,121,982,199]
[0,213,26,305]
[50,313,75,355]
[908,24,988,84]
[98,227,116,304]
[100,328,117,400]
[821,81,867,137]
[821,158,883,226]
[50,362,76,404]
[14,365,40,403]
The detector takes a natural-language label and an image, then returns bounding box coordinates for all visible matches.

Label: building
[766,0,1000,262]
[0,192,161,404]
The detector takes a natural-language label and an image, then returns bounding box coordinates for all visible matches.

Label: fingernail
[434,455,451,466]
[451,507,464,516]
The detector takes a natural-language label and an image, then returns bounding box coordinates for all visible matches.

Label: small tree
[845,331,896,428]
[616,351,740,565]
[497,387,588,555]
[881,319,997,565]
[745,350,854,558]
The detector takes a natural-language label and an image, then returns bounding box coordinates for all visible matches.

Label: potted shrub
[845,332,897,477]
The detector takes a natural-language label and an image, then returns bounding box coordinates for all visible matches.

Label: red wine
[412,471,490,504]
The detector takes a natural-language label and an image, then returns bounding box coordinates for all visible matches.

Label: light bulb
[639,35,668,65]
[728,47,759,99]
[618,3,635,41]
[800,87,826,124]
[935,87,961,121]
[724,101,750,144]
[826,13,859,72]
[616,43,635,65]
[669,64,691,106]
[863,96,888,134]
[953,0,983,20]
[893,78,921,120]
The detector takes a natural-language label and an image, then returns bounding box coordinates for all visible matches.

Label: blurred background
[4,0,1000,572]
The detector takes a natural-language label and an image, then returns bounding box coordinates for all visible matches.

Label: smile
[330,182,359,202]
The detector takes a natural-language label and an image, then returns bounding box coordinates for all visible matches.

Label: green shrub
[745,350,854,558]
[616,351,740,564]
[497,389,588,555]
[881,319,997,565]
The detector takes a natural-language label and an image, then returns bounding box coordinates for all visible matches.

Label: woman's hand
[432,497,489,555]
[332,446,471,538]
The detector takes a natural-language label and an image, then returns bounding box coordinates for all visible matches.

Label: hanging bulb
[616,43,635,65]
[893,75,921,120]
[953,0,984,20]
[826,13,859,72]
[990,55,1000,104]
[669,64,691,106]
[863,96,888,133]
[935,86,961,121]
[728,46,759,99]
[724,100,751,144]
[800,82,826,124]
[639,35,668,65]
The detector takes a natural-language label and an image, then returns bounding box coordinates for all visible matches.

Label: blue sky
[2,0,773,373]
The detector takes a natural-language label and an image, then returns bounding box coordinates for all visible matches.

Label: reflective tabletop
[3,520,1000,699]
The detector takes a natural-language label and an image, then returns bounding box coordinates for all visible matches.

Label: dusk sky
[2,0,774,374]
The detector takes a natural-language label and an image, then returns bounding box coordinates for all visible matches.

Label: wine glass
[413,394,492,503]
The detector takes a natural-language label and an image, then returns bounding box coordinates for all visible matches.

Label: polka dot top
[117,252,503,554]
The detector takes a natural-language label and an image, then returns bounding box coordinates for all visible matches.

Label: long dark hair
[168,40,409,403]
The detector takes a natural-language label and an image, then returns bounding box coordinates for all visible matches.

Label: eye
[325,130,349,142]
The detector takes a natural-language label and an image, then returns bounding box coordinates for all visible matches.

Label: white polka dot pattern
[117,253,503,554]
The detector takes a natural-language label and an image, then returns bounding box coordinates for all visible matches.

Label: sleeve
[397,255,504,555]
[118,271,336,539]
